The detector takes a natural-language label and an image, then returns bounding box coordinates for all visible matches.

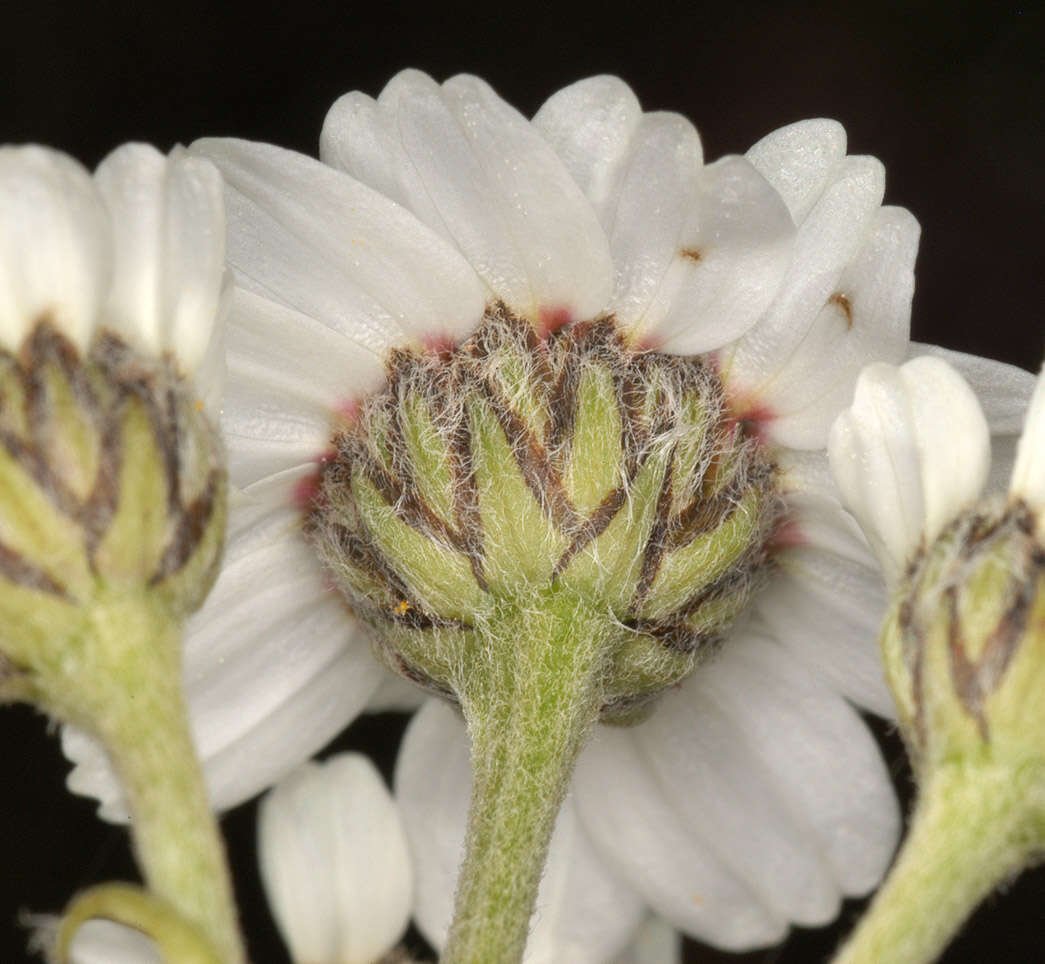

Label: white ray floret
[259,753,412,964]
[829,356,991,581]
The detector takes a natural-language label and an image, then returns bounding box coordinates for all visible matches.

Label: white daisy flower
[0,141,229,790]
[57,71,1035,957]
[831,354,1045,582]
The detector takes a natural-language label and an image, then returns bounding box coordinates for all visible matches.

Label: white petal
[908,343,1037,435]
[221,288,371,488]
[719,161,909,450]
[766,206,919,446]
[320,90,415,210]
[259,754,412,964]
[350,70,615,324]
[1012,364,1045,519]
[770,447,893,718]
[590,111,793,353]
[652,156,795,354]
[523,799,645,964]
[906,345,1037,505]
[610,917,681,964]
[775,444,838,492]
[191,300,226,419]
[630,662,842,927]
[69,920,161,964]
[365,672,429,713]
[746,119,847,224]
[64,492,386,818]
[531,75,643,212]
[182,497,386,811]
[94,143,230,378]
[598,112,704,333]
[746,203,918,449]
[0,145,109,352]
[696,628,899,896]
[828,357,990,580]
[192,136,486,350]
[392,701,467,951]
[758,541,894,717]
[575,725,786,951]
[227,287,378,410]
[395,701,645,962]
[61,724,124,818]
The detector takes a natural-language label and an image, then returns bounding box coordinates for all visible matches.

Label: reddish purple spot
[726,396,776,443]
[537,305,573,340]
[293,446,336,509]
[769,518,807,552]
[631,332,662,352]
[422,331,457,358]
[336,398,362,425]
[293,472,322,509]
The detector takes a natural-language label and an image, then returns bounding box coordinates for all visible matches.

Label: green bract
[883,497,1045,778]
[308,306,780,723]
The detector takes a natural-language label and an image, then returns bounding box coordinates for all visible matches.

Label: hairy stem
[441,589,611,964]
[832,760,1038,964]
[76,594,245,964]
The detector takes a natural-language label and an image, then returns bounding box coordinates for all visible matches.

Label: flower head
[830,356,1045,772]
[0,142,229,716]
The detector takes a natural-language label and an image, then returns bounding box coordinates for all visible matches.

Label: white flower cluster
[3,70,1035,963]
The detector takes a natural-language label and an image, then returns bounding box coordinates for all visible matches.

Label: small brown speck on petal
[829,292,854,329]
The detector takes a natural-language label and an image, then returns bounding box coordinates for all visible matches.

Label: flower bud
[882,497,1045,774]
[0,323,226,708]
[307,307,780,722]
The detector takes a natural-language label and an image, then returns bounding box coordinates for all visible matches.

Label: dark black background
[2,1,1043,962]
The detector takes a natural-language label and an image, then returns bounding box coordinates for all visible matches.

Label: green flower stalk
[829,357,1045,964]
[308,308,781,962]
[0,144,242,962]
